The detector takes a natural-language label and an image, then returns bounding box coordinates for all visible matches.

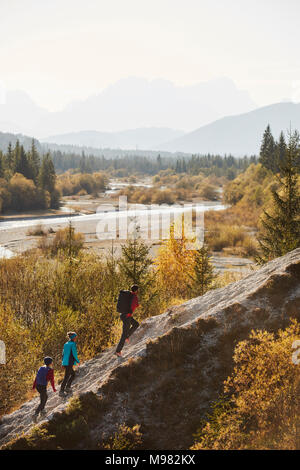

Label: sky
[1,0,300,111]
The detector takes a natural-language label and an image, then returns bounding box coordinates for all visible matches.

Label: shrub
[191,320,300,450]
[103,424,143,450]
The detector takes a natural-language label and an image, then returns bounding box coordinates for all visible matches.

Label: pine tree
[39,153,56,192]
[19,145,31,179]
[0,152,4,178]
[5,142,14,171]
[275,131,287,173]
[119,226,153,287]
[259,125,276,172]
[28,139,40,182]
[12,140,21,174]
[257,130,300,263]
[190,246,215,296]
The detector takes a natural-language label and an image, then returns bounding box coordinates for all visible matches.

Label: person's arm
[46,369,56,392]
[32,377,37,390]
[72,342,80,364]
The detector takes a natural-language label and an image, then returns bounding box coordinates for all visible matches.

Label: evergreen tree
[157,154,162,170]
[259,125,276,172]
[80,152,86,173]
[257,130,300,263]
[0,152,4,178]
[119,226,152,287]
[18,145,31,179]
[39,153,56,193]
[12,140,21,174]
[28,139,40,182]
[275,131,287,173]
[190,246,215,296]
[5,142,14,171]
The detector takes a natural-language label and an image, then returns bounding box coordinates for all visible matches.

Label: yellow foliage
[192,320,300,449]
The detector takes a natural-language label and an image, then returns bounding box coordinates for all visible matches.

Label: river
[0,201,227,258]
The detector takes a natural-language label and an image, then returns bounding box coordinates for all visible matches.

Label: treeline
[51,150,256,178]
[259,124,300,173]
[0,140,59,213]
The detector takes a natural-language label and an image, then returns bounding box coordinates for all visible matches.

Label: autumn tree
[155,221,195,301]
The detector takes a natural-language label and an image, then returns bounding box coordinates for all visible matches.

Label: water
[0,201,227,259]
[0,202,227,231]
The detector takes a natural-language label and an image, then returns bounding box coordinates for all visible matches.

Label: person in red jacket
[115,285,140,357]
[32,357,56,422]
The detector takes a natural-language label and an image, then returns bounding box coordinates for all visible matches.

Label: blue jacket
[62,340,80,366]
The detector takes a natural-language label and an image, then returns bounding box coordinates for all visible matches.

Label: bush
[103,424,143,450]
[191,320,300,450]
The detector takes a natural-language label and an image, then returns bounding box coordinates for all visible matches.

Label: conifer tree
[259,125,276,172]
[0,153,4,178]
[5,142,14,172]
[39,153,56,193]
[119,226,153,287]
[190,246,215,296]
[276,131,287,172]
[28,139,40,182]
[257,130,300,263]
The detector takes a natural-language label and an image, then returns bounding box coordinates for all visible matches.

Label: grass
[26,224,47,236]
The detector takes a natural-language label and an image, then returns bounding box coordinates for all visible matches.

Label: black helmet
[44,356,53,366]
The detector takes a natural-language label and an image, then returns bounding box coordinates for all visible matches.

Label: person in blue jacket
[59,331,80,397]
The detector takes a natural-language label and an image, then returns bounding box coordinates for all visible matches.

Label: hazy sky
[1,0,300,111]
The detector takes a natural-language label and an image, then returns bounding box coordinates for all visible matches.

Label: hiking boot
[32,413,39,423]
[59,390,66,397]
[115,351,122,357]
[65,388,73,395]
[40,410,47,418]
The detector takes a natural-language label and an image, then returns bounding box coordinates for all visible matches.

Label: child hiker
[59,331,80,397]
[32,356,56,422]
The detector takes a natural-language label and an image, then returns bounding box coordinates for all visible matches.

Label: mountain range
[0,77,255,138]
[1,92,299,156]
[40,128,184,151]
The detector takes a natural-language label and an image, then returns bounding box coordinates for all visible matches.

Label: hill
[160,102,300,155]
[0,248,299,450]
[0,131,42,153]
[41,127,185,150]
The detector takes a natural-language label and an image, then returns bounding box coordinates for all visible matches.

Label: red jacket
[127,292,139,317]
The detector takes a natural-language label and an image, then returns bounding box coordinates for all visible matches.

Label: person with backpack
[32,356,56,422]
[59,331,80,397]
[115,285,140,357]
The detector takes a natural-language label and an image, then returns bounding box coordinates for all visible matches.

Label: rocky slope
[0,248,300,449]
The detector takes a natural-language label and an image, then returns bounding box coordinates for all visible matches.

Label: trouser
[35,384,48,414]
[116,314,139,353]
[60,365,75,392]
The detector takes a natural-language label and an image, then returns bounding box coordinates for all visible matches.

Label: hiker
[115,285,140,357]
[59,331,80,397]
[32,356,56,422]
